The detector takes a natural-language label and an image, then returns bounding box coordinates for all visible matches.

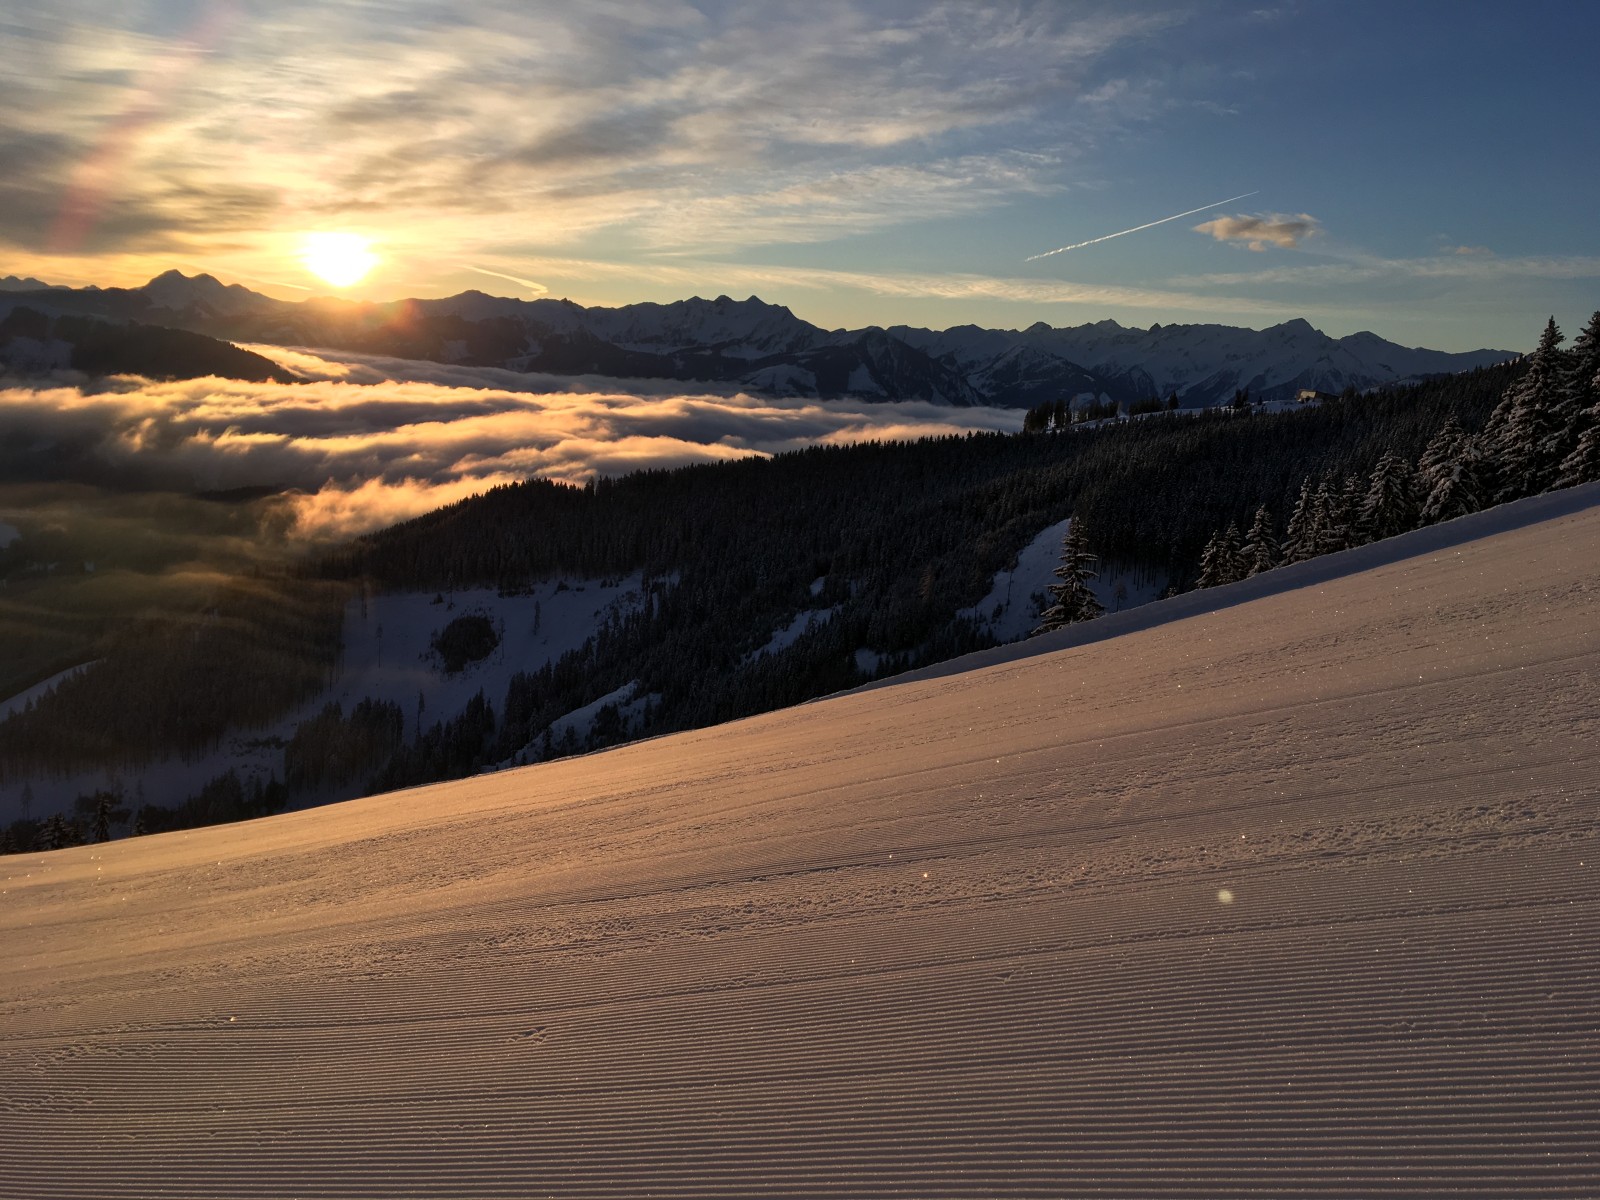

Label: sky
[3,1,1598,352]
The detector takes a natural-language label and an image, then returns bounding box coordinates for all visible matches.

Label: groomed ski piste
[3,484,1598,1198]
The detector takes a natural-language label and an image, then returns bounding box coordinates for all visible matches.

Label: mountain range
[1,270,1517,405]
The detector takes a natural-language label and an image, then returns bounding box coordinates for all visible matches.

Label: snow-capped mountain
[892,316,1516,407]
[1,271,1516,406]
[136,268,281,318]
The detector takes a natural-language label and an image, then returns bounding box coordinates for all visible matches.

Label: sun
[301,232,379,288]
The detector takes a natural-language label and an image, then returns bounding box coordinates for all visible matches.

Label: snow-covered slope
[4,486,1597,1198]
[3,575,648,817]
[958,517,1164,641]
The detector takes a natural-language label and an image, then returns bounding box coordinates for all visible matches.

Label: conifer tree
[1418,416,1467,486]
[1359,452,1421,541]
[1549,310,1600,474]
[1557,373,1600,486]
[1242,505,1278,576]
[1419,430,1486,524]
[1310,476,1351,556]
[41,814,78,850]
[1034,518,1103,633]
[1197,523,1244,588]
[1222,521,1244,581]
[1282,478,1319,563]
[92,791,115,843]
[1337,473,1366,546]
[1485,317,1566,498]
[1556,312,1600,487]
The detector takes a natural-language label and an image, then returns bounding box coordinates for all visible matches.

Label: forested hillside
[6,309,1597,852]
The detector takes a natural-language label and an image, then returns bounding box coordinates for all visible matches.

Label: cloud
[0,354,1023,541]
[0,1,1177,268]
[1169,252,1600,289]
[1194,212,1321,251]
[479,253,1305,317]
[463,265,548,294]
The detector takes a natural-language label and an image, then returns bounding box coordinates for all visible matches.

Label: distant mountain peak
[0,274,57,293]
[147,268,209,285]
[138,270,280,316]
[11,270,1521,409]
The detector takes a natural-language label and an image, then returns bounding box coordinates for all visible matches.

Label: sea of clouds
[0,348,1023,540]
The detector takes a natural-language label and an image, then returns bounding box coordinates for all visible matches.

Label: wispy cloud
[1193,212,1321,251]
[464,265,548,294]
[484,253,1306,318]
[1169,252,1600,289]
[0,1,1178,271]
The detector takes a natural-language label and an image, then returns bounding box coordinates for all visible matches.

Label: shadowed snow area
[3,489,1599,1198]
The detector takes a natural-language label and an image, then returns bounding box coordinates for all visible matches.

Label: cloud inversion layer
[0,350,1021,539]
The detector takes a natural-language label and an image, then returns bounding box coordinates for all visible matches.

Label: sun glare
[301,232,378,288]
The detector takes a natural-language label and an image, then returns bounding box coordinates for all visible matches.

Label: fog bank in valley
[2,347,1023,539]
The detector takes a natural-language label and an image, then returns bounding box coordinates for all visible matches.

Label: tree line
[4,318,1579,853]
[1182,314,1599,589]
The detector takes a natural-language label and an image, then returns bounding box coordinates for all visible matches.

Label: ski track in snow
[2,488,1599,1197]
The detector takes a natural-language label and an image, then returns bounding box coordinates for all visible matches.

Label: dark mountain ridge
[0,270,1516,406]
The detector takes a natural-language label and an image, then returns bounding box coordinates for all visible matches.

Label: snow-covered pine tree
[1418,416,1467,485]
[1196,530,1226,588]
[1034,518,1104,633]
[1196,524,1244,588]
[1310,475,1352,557]
[1242,505,1277,576]
[1419,430,1486,525]
[1359,451,1421,541]
[1556,312,1600,487]
[1558,377,1600,486]
[1484,317,1566,499]
[1427,435,1484,524]
[1282,478,1318,563]
[1548,310,1600,477]
[1222,522,1245,582]
[1338,473,1366,545]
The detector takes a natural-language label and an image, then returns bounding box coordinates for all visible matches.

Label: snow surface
[3,486,1599,1197]
[741,362,818,396]
[959,518,1166,643]
[845,363,884,395]
[506,680,658,766]
[853,646,884,675]
[335,578,644,738]
[751,606,838,659]
[4,574,647,818]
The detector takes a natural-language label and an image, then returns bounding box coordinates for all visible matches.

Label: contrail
[466,265,549,294]
[1026,191,1260,262]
